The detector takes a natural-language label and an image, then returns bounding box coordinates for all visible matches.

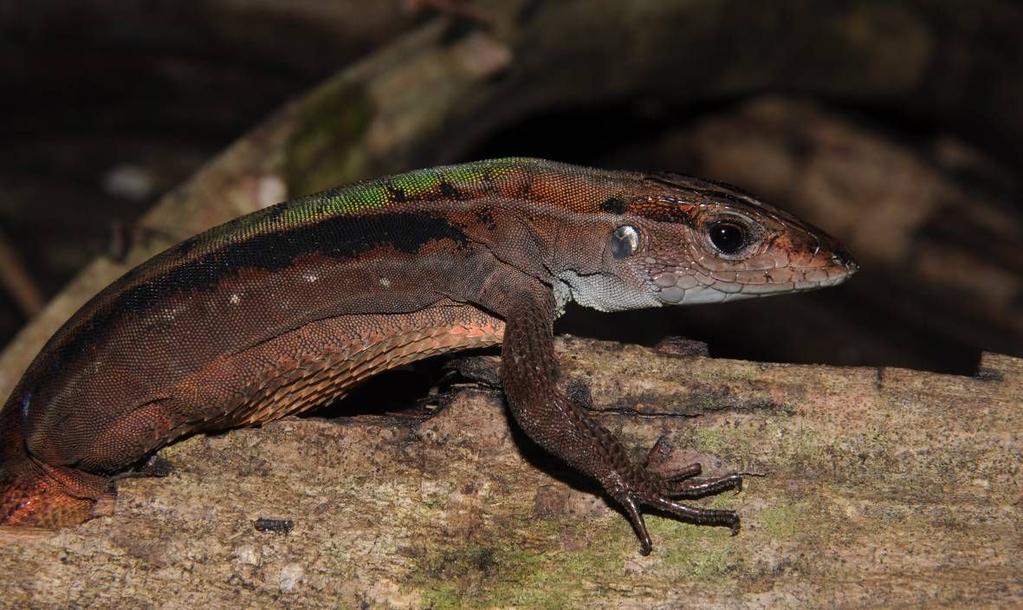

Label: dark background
[1,0,1021,376]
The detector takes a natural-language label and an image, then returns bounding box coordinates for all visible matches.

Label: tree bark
[1,337,1019,607]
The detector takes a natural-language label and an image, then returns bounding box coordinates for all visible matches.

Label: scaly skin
[0,158,856,552]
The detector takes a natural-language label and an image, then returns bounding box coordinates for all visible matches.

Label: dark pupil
[709,222,745,254]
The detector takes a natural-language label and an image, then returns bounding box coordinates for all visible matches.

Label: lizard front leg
[487,273,741,554]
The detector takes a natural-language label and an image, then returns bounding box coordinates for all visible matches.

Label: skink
[0,158,856,553]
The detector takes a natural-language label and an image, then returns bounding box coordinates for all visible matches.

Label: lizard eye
[611,225,640,259]
[707,221,747,255]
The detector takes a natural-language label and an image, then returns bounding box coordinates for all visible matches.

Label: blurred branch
[0,227,44,317]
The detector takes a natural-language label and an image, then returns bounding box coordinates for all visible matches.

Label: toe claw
[619,495,653,555]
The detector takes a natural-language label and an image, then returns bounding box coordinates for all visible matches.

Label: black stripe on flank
[43,212,470,378]
[168,211,468,282]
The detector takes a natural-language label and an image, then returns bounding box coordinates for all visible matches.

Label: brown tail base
[0,457,112,528]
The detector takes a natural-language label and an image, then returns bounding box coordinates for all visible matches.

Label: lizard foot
[619,437,744,555]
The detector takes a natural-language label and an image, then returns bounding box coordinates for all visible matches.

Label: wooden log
[1,337,1019,607]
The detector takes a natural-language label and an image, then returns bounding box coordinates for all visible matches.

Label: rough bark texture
[1,337,1019,608]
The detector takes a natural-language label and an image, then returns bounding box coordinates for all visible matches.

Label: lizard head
[558,172,858,311]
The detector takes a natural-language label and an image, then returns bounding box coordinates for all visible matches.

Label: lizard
[0,158,857,554]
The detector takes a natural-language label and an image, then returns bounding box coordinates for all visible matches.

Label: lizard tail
[0,404,111,528]
[0,389,114,529]
[0,456,110,528]
[0,456,113,528]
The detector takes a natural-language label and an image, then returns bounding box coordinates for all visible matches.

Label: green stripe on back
[196,158,589,254]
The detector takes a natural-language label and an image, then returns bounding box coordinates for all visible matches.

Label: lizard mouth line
[653,265,856,305]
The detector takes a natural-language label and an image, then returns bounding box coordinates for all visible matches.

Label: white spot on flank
[379,277,392,288]
[229,293,241,305]
[303,273,319,283]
